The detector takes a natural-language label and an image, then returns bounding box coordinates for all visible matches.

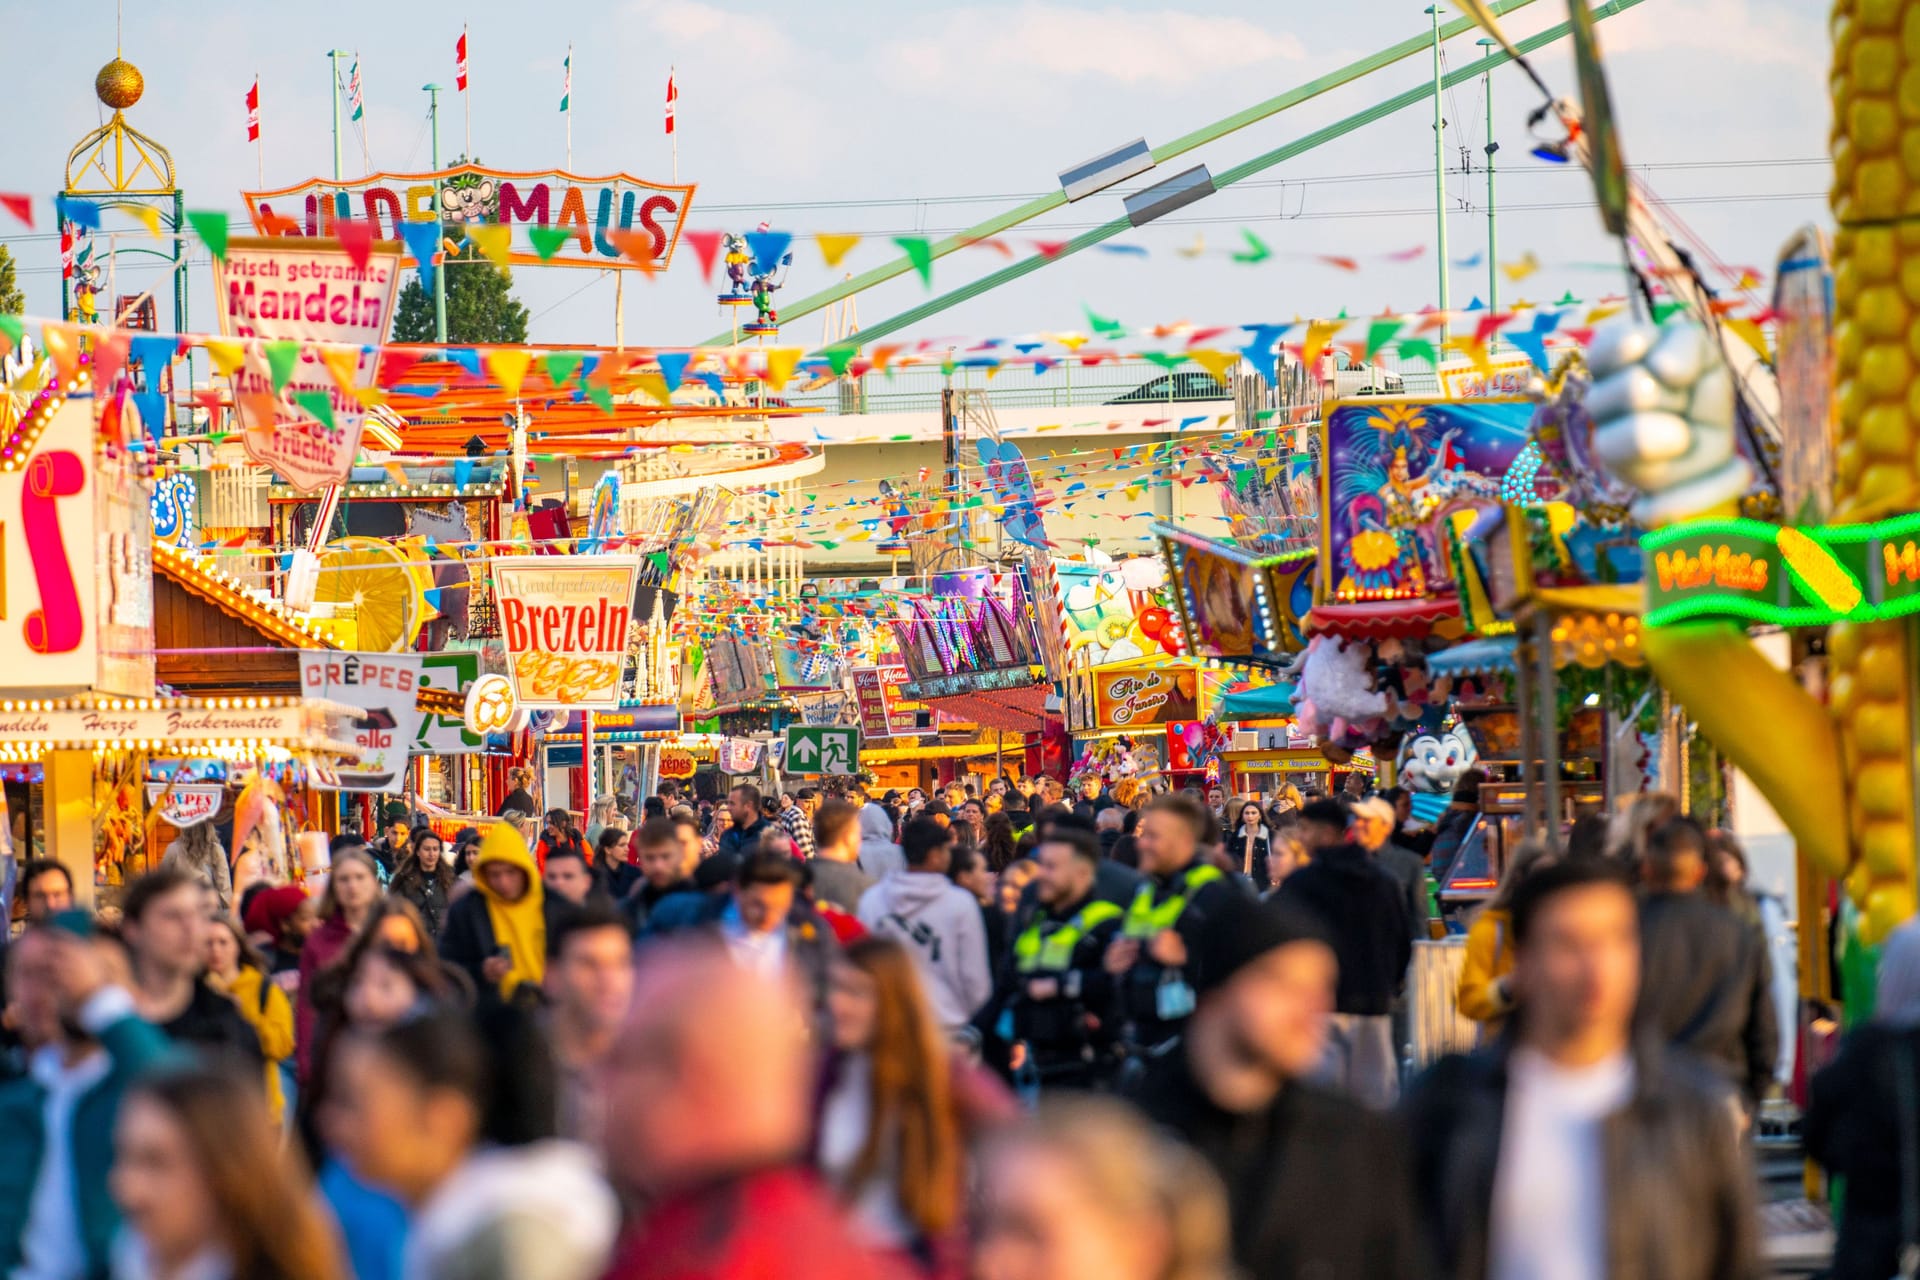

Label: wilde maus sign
[492,556,641,710]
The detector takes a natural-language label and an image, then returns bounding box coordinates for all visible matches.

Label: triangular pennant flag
[0,315,22,353]
[1507,310,1563,372]
[544,351,582,388]
[40,323,80,384]
[633,372,673,406]
[467,225,511,267]
[1365,317,1406,360]
[485,349,533,399]
[377,348,423,386]
[335,218,375,269]
[55,196,101,230]
[90,331,130,390]
[314,346,359,393]
[819,343,858,377]
[816,233,860,268]
[893,236,933,286]
[1397,337,1438,367]
[1464,296,1486,312]
[401,221,441,289]
[0,194,32,228]
[655,351,691,393]
[763,347,802,392]
[292,390,337,429]
[527,226,572,261]
[582,376,614,414]
[131,390,167,448]
[1231,229,1272,264]
[1473,312,1512,345]
[744,231,794,277]
[606,230,661,273]
[240,392,281,435]
[446,347,485,381]
[264,340,302,393]
[1723,316,1771,362]
[126,205,163,238]
[129,334,179,379]
[1085,306,1124,337]
[683,230,725,282]
[1443,334,1495,378]
[1189,349,1238,386]
[1302,319,1342,370]
[205,338,246,379]
[186,210,229,261]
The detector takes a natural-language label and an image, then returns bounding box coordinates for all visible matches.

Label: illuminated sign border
[1640,512,1920,628]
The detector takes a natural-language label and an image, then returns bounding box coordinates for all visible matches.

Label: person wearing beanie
[1130,893,1426,1280]
[1274,801,1413,1108]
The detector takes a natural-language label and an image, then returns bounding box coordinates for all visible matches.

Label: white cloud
[883,4,1308,91]
[1599,0,1820,70]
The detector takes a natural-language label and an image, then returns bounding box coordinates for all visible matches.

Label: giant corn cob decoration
[1826,0,1918,939]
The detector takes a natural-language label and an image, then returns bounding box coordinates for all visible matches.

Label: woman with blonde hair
[204,914,296,1125]
[499,766,538,819]
[110,1063,342,1280]
[1606,791,1681,875]
[161,820,232,907]
[975,1095,1231,1280]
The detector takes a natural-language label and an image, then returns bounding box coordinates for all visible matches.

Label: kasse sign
[492,556,641,710]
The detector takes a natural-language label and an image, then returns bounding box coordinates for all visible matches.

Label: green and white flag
[560,49,570,112]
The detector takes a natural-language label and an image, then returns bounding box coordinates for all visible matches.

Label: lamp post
[423,83,448,344]
[1479,36,1499,320]
[1425,5,1450,344]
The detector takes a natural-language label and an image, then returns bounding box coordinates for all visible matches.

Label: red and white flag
[59,228,73,279]
[456,30,469,91]
[245,78,260,141]
[665,72,677,134]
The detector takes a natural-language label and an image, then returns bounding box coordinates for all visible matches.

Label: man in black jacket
[119,868,262,1066]
[1634,816,1778,1109]
[716,784,772,858]
[1404,858,1757,1280]
[1274,800,1411,1107]
[1006,826,1124,1088]
[1132,892,1426,1280]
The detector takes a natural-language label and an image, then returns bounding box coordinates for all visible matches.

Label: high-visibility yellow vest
[1122,863,1224,939]
[1014,900,1124,974]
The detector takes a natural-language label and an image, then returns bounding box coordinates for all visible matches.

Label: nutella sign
[492,556,640,710]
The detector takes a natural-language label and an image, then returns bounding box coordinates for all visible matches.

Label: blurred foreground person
[0,924,172,1280]
[817,938,967,1269]
[204,915,295,1125]
[599,939,907,1279]
[975,1095,1232,1280]
[1405,860,1756,1280]
[1635,817,1777,1110]
[121,869,260,1066]
[1807,917,1920,1280]
[324,1008,617,1280]
[544,904,634,1143]
[1132,894,1423,1279]
[110,1064,339,1280]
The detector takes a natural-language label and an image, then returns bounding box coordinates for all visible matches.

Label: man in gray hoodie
[855,803,904,880]
[856,816,992,1032]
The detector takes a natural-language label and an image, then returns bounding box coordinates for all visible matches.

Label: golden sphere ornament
[95,58,144,110]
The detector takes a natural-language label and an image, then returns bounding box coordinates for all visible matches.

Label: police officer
[1007,825,1124,1088]
[1104,792,1245,1051]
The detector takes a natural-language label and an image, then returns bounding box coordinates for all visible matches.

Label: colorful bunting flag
[187,210,229,261]
[894,237,933,286]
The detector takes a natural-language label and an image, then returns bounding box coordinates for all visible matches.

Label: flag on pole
[560,49,571,112]
[456,30,469,92]
[59,228,73,279]
[348,59,365,122]
[665,72,677,134]
[246,78,260,141]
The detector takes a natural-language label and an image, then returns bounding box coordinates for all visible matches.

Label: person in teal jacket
[0,920,174,1280]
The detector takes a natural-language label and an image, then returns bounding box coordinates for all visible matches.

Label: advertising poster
[415,650,482,755]
[145,784,225,828]
[299,651,425,791]
[1321,399,1532,604]
[1091,664,1200,730]
[493,556,639,710]
[214,237,403,492]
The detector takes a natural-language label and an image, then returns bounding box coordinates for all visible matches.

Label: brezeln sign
[492,556,641,710]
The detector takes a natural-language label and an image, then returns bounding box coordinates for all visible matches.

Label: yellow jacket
[220,966,295,1122]
[1456,907,1518,1029]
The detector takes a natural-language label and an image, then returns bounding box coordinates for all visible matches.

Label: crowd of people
[0,766,1909,1278]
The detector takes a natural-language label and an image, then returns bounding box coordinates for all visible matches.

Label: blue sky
[6,0,1828,349]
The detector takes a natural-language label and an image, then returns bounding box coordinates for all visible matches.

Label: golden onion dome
[95,58,144,110]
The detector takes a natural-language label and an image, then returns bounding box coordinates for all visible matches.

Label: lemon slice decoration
[312,537,432,653]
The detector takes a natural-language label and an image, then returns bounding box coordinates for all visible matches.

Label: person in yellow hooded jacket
[206,913,297,1123]
[438,822,576,1002]
[1455,838,1555,1036]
